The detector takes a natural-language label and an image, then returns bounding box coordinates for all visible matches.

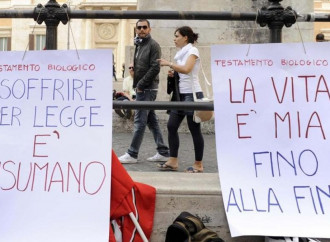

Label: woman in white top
[157,26,204,173]
[121,64,136,100]
[114,64,136,119]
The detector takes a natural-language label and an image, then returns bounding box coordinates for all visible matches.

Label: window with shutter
[0,37,10,51]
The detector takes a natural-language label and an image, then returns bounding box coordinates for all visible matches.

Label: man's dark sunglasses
[137,25,148,30]
[129,67,134,70]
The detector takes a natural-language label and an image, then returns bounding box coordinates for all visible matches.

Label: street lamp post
[257,0,297,43]
[34,0,68,50]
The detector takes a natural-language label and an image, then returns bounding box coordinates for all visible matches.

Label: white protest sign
[211,43,330,238]
[0,49,113,242]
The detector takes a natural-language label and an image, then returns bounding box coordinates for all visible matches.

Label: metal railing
[0,0,327,111]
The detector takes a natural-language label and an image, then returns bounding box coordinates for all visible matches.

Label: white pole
[128,212,149,242]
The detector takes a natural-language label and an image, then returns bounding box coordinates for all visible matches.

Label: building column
[84,7,93,49]
[119,7,128,77]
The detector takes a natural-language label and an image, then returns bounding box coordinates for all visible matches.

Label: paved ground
[112,131,218,173]
[112,78,218,173]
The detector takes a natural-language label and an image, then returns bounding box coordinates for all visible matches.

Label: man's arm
[136,41,161,90]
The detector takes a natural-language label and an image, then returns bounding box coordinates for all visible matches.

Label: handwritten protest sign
[211,43,330,238]
[0,50,113,242]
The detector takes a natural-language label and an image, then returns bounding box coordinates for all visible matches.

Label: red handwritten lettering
[0,161,106,195]
[236,114,252,139]
[229,77,256,103]
[274,111,326,139]
[33,134,51,157]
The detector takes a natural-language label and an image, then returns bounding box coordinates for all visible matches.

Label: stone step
[129,172,330,241]
[129,171,264,242]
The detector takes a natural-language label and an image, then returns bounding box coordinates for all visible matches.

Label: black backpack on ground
[165,211,224,242]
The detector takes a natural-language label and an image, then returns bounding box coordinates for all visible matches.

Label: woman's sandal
[184,166,203,173]
[157,162,178,171]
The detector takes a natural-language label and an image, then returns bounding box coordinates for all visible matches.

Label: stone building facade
[314,0,330,41]
[0,0,138,77]
[0,1,323,83]
[131,0,314,102]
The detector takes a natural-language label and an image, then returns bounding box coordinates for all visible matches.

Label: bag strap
[191,228,224,242]
[191,56,212,101]
[199,56,212,99]
[174,212,205,235]
[191,73,198,102]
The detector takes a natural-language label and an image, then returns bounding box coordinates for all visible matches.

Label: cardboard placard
[0,49,113,242]
[212,43,330,238]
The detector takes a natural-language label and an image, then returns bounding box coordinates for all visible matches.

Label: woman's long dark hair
[175,26,199,44]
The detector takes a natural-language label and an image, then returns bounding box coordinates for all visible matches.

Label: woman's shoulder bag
[167,71,180,101]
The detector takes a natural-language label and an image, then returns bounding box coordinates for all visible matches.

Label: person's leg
[127,91,148,158]
[146,90,169,157]
[186,115,204,171]
[167,112,185,158]
[187,115,204,161]
[157,111,184,170]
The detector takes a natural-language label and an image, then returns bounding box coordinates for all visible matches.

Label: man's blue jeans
[127,89,169,159]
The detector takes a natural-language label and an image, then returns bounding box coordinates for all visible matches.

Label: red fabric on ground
[110,150,156,242]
